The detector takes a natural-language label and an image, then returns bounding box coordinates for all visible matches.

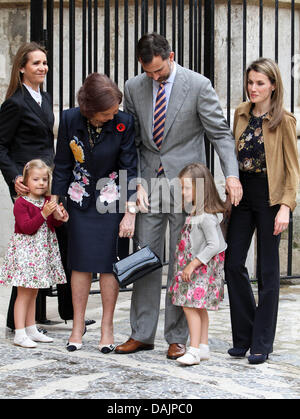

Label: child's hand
[42,200,57,218]
[182,263,195,282]
[53,203,69,222]
[182,259,202,282]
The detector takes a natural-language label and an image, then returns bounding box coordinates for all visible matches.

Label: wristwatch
[127,204,137,214]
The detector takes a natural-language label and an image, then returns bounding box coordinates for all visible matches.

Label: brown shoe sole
[115,344,154,354]
[167,353,185,360]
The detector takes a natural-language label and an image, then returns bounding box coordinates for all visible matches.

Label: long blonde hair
[244,58,284,130]
[5,42,47,100]
[22,159,52,196]
[179,163,226,215]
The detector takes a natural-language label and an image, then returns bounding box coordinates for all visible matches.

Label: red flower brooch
[116,123,126,132]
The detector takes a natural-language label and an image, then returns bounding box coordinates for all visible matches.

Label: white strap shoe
[176,347,201,366]
[14,335,37,348]
[27,331,54,343]
[25,325,53,343]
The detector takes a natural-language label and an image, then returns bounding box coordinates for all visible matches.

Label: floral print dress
[0,196,66,289]
[169,217,225,310]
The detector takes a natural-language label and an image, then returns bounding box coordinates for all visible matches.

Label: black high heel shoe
[248,354,269,364]
[228,347,248,357]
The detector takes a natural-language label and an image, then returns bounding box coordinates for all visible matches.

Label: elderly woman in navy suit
[52,73,137,353]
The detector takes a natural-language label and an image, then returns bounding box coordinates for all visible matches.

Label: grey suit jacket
[124,64,239,187]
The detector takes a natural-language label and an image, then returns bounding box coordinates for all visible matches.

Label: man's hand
[136,184,149,213]
[225,176,243,207]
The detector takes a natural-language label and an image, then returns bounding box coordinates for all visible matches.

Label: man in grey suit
[115,33,242,359]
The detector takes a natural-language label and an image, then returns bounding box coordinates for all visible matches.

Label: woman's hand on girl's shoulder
[14,176,29,196]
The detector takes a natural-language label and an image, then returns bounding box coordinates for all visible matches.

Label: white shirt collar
[23,83,42,106]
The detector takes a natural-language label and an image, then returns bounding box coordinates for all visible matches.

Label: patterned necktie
[153,81,167,176]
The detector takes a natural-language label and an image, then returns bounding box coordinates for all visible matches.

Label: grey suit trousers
[130,178,188,345]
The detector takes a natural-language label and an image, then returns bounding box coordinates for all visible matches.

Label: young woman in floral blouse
[225,58,300,364]
[0,159,68,348]
[169,163,227,366]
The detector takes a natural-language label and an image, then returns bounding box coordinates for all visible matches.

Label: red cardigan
[14,196,62,235]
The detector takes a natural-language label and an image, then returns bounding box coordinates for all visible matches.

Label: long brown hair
[5,42,47,100]
[244,58,284,130]
[179,163,226,215]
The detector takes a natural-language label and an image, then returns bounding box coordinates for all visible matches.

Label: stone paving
[0,279,300,400]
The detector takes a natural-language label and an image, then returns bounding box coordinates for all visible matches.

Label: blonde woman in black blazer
[0,42,72,329]
[0,43,54,199]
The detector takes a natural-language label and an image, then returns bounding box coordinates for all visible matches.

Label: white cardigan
[188,213,227,265]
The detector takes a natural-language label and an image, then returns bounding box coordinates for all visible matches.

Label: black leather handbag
[113,238,162,288]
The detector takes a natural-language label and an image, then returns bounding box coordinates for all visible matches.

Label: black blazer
[0,86,54,196]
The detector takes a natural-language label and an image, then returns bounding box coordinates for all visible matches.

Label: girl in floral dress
[0,159,68,348]
[169,163,227,366]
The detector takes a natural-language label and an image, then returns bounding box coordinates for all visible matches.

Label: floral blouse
[237,108,268,173]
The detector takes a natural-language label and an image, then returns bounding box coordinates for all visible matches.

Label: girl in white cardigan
[169,163,227,366]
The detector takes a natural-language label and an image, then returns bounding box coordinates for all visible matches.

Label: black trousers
[225,172,281,355]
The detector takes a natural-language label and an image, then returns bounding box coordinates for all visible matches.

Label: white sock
[200,343,209,351]
[15,328,27,339]
[199,343,210,360]
[25,324,39,336]
[189,346,200,351]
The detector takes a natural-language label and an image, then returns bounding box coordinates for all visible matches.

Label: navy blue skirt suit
[52,107,137,273]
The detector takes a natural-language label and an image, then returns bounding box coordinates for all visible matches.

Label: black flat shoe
[228,347,248,357]
[66,342,82,352]
[98,344,116,354]
[66,326,86,352]
[248,354,268,364]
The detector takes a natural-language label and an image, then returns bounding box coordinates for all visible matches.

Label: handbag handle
[115,236,141,261]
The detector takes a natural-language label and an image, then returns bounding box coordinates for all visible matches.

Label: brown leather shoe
[167,343,186,359]
[115,338,154,354]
